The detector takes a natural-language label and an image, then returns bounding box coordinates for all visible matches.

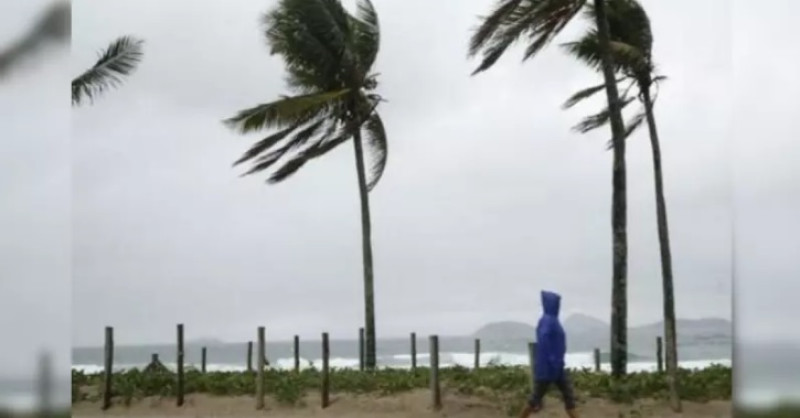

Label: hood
[541,290,561,317]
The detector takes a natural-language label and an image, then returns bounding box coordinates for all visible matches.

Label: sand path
[72,390,731,417]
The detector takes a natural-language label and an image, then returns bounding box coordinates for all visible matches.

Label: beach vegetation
[71,364,731,414]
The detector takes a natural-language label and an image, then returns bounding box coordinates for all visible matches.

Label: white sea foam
[72,351,730,373]
[0,392,71,413]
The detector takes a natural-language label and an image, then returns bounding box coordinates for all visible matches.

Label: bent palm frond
[562,76,625,109]
[604,110,646,150]
[223,89,350,134]
[362,112,387,191]
[351,0,380,74]
[71,36,144,106]
[571,94,635,133]
[468,0,587,75]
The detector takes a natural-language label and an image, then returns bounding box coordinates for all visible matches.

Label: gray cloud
[66,0,743,349]
[0,0,774,361]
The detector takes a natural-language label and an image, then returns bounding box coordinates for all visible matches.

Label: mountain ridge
[472,315,732,356]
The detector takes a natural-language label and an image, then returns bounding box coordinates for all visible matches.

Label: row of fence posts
[99,325,668,410]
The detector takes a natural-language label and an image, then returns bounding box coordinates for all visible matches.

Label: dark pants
[528,372,576,411]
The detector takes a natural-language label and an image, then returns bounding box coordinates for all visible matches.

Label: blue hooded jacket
[534,290,567,381]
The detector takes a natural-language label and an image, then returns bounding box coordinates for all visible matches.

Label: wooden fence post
[247,341,253,372]
[321,332,330,408]
[410,332,417,372]
[430,335,441,410]
[359,327,365,371]
[201,347,207,373]
[256,327,265,409]
[102,326,113,410]
[527,342,536,391]
[474,338,481,369]
[656,336,664,372]
[593,348,601,372]
[37,351,52,418]
[176,324,184,407]
[293,335,300,372]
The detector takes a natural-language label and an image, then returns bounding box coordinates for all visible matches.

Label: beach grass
[72,364,731,415]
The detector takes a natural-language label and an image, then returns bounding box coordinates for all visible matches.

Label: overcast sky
[2,0,799,378]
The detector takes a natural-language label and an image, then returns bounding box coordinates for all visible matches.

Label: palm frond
[263,0,351,93]
[71,36,144,106]
[604,110,646,150]
[266,118,357,183]
[562,77,625,109]
[565,0,652,77]
[468,0,523,57]
[608,40,648,73]
[571,95,635,133]
[234,117,329,170]
[469,0,539,75]
[520,0,585,61]
[469,0,587,75]
[351,0,380,74]
[362,112,387,191]
[265,94,382,184]
[234,126,298,169]
[223,89,350,134]
[232,0,388,186]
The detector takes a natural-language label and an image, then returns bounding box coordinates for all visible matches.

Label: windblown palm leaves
[469,0,633,378]
[224,0,387,189]
[560,0,665,147]
[467,0,588,74]
[71,36,144,106]
[223,0,387,370]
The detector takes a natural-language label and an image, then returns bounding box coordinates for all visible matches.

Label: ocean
[72,335,732,374]
[16,336,800,412]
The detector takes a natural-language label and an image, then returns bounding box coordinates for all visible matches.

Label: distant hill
[473,321,535,340]
[472,315,732,358]
[186,337,225,346]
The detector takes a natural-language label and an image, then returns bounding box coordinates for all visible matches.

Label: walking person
[519,290,579,418]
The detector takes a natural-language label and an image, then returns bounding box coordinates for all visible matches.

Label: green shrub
[71,364,732,410]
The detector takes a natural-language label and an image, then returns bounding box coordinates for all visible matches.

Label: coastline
[71,364,733,417]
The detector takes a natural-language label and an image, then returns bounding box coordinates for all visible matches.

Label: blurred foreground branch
[0,1,69,80]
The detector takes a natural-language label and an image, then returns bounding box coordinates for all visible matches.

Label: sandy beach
[71,390,732,417]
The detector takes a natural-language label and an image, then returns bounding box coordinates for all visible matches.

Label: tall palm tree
[72,36,144,106]
[468,0,630,377]
[560,0,680,410]
[223,0,386,370]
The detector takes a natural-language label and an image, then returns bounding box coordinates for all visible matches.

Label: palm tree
[72,36,144,106]
[468,0,630,377]
[223,0,386,370]
[560,0,680,410]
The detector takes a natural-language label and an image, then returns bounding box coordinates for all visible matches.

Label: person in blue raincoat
[518,290,579,418]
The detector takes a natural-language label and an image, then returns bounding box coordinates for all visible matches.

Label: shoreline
[70,357,733,374]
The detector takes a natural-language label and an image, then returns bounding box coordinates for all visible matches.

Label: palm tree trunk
[641,84,681,411]
[592,0,629,378]
[352,128,377,370]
